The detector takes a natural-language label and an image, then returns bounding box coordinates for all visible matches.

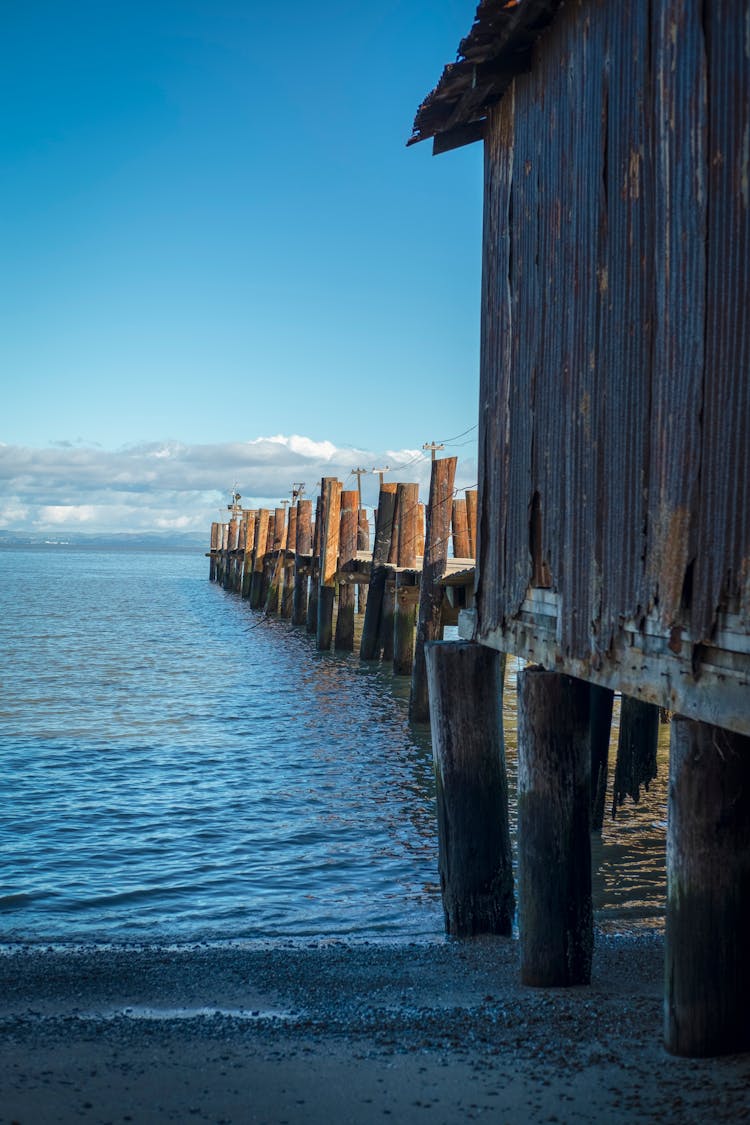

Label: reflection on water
[501,663,668,932]
[0,549,667,944]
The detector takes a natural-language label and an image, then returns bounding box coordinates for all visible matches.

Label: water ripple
[0,547,668,944]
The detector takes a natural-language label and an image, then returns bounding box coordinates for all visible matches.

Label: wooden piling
[317,477,341,651]
[394,572,419,674]
[264,507,287,615]
[465,489,478,558]
[410,457,457,720]
[249,509,270,610]
[234,513,247,593]
[222,518,238,590]
[425,640,514,936]
[306,496,322,634]
[217,522,227,587]
[241,511,257,598]
[517,667,593,987]
[360,484,397,660]
[393,482,419,675]
[589,683,614,833]
[665,717,750,1057]
[280,504,297,619]
[356,509,370,615]
[292,498,313,626]
[451,498,470,558]
[380,487,401,659]
[334,489,358,651]
[209,522,220,581]
[380,579,395,661]
[612,695,659,815]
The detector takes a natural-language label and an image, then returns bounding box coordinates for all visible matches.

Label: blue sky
[1,1,482,533]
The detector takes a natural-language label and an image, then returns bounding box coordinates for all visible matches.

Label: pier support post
[218,523,229,587]
[360,485,397,660]
[612,696,659,815]
[292,499,312,626]
[380,578,395,660]
[241,511,257,598]
[249,510,270,610]
[357,510,370,615]
[425,640,514,936]
[665,717,750,1057]
[465,489,478,559]
[334,490,358,651]
[209,522,220,581]
[316,477,341,651]
[222,519,238,590]
[264,507,286,615]
[306,496,322,633]
[234,514,247,593]
[392,482,419,675]
[517,667,592,987]
[393,572,419,674]
[410,457,456,720]
[589,684,614,833]
[280,505,296,619]
[451,498,470,559]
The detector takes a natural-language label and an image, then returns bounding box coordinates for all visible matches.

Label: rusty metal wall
[476,0,750,661]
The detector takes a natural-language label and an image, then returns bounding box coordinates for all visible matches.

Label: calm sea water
[0,548,667,944]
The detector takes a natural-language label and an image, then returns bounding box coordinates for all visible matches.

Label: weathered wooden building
[412,0,749,1058]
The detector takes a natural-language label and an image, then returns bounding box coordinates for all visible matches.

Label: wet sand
[1,933,749,1124]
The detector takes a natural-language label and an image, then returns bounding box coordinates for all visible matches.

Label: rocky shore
[1,933,748,1124]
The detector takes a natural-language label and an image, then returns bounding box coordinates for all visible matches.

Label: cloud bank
[0,435,478,536]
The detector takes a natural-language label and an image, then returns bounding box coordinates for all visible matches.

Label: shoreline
[2,932,749,1124]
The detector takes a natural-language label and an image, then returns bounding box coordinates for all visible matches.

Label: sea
[0,547,668,945]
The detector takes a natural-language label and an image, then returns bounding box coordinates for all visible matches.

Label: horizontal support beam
[458,603,750,738]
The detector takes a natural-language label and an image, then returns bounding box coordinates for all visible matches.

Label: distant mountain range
[0,529,207,550]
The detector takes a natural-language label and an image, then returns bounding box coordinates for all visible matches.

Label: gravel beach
[2,933,749,1124]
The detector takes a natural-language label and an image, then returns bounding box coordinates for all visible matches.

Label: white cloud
[39,504,97,525]
[0,435,478,535]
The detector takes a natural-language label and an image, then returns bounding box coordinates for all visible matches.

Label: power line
[438,423,478,444]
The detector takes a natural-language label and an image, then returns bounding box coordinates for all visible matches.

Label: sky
[1,1,484,534]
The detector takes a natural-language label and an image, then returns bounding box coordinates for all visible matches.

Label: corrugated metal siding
[476,0,750,662]
[647,0,706,631]
[696,0,750,637]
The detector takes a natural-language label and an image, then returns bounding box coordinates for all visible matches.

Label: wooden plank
[460,607,750,738]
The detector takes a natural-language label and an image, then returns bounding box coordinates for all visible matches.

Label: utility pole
[422,441,445,462]
[291,482,305,503]
[351,467,367,507]
[371,465,390,489]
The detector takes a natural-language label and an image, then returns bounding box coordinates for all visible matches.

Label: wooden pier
[411,0,750,1059]
[207,458,477,722]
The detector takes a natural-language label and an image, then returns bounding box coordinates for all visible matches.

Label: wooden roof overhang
[408,0,563,154]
